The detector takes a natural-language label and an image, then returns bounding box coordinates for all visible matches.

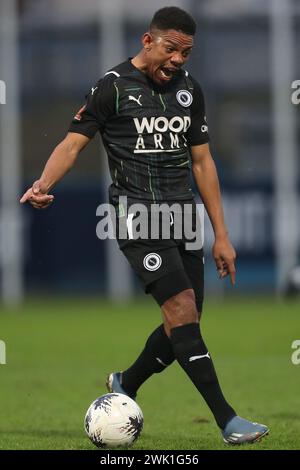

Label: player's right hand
[20,180,54,209]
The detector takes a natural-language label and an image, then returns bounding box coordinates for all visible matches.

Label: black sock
[170,323,236,429]
[121,324,175,396]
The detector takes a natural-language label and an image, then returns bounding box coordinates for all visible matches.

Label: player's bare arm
[20,132,90,209]
[191,143,236,285]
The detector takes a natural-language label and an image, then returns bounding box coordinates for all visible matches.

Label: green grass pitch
[0,296,299,450]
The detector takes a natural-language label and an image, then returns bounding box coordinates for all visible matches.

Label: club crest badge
[176,90,193,107]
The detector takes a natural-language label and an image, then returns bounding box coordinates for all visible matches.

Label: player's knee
[162,288,198,330]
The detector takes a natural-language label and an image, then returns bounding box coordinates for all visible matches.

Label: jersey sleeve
[68,76,115,138]
[187,78,209,146]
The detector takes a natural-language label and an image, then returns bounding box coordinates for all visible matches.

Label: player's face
[143,29,194,86]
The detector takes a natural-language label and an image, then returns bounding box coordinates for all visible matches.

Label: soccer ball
[84,393,144,448]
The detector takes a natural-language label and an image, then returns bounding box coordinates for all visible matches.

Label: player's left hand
[212,237,236,285]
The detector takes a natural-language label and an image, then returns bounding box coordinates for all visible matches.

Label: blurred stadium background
[0,0,299,302]
[0,0,300,451]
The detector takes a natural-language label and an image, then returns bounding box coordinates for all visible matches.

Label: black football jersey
[69,60,209,204]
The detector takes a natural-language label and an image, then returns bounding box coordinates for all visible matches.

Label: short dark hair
[150,6,196,36]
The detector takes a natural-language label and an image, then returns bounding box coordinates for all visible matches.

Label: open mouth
[159,66,178,81]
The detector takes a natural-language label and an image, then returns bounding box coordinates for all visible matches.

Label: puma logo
[189,352,211,362]
[129,95,142,106]
[156,357,168,367]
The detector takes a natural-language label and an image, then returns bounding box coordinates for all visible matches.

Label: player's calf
[164,291,236,429]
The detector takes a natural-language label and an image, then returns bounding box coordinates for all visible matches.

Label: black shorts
[114,200,204,312]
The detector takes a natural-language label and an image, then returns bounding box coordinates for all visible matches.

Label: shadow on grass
[0,431,223,451]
